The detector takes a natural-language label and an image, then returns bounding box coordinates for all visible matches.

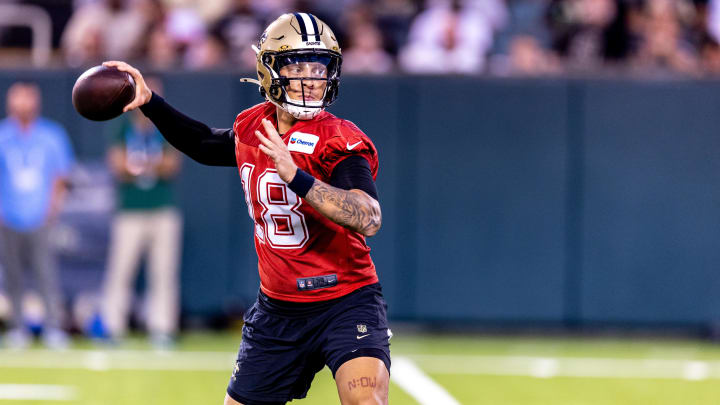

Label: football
[72,65,136,121]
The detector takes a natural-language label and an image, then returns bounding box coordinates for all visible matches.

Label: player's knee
[341,384,388,405]
[223,393,244,405]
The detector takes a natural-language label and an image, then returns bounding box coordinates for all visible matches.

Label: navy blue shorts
[226,283,391,405]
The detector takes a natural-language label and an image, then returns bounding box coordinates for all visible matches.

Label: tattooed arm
[304,182,382,237]
[255,118,382,237]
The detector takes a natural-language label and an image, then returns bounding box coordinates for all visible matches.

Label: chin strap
[286,104,322,120]
[285,97,322,120]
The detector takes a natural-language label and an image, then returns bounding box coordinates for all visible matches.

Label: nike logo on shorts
[347,141,362,150]
[356,334,370,339]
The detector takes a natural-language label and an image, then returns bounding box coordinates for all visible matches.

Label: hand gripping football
[72,65,136,121]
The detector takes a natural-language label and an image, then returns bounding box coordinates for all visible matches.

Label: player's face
[279,62,328,102]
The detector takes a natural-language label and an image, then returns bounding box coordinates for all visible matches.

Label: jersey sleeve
[318,120,379,180]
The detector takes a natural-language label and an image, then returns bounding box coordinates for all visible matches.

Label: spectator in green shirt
[100,78,182,348]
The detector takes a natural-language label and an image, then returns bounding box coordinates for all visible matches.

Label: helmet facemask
[261,50,341,120]
[240,13,343,120]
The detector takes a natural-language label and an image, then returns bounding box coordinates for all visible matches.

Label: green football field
[1,331,720,404]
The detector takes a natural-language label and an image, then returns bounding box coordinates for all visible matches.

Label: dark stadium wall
[1,71,720,328]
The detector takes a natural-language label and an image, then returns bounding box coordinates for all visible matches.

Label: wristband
[287,168,315,198]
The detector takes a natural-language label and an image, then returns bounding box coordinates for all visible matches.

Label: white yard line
[408,354,720,381]
[2,349,720,381]
[391,356,461,405]
[0,384,76,401]
[0,349,235,371]
[683,361,709,381]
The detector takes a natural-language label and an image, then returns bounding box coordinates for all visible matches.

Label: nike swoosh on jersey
[356,334,371,339]
[347,141,362,150]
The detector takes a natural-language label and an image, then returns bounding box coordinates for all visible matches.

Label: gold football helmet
[241,13,342,120]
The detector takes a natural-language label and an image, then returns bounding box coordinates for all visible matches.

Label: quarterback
[106,12,391,405]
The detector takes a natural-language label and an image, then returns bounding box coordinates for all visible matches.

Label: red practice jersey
[233,102,380,302]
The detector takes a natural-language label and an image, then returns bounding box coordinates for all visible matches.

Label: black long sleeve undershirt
[139,92,378,200]
[140,92,237,166]
[330,155,378,201]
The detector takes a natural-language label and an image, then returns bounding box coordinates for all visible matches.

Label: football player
[105,12,390,405]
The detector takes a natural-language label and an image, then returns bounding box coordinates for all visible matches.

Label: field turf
[1,332,720,404]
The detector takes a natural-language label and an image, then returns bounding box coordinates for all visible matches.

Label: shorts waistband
[257,282,381,317]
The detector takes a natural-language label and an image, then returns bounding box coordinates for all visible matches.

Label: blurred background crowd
[3,0,720,76]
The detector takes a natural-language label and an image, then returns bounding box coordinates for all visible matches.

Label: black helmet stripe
[294,13,321,42]
[307,14,321,41]
[293,12,309,42]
